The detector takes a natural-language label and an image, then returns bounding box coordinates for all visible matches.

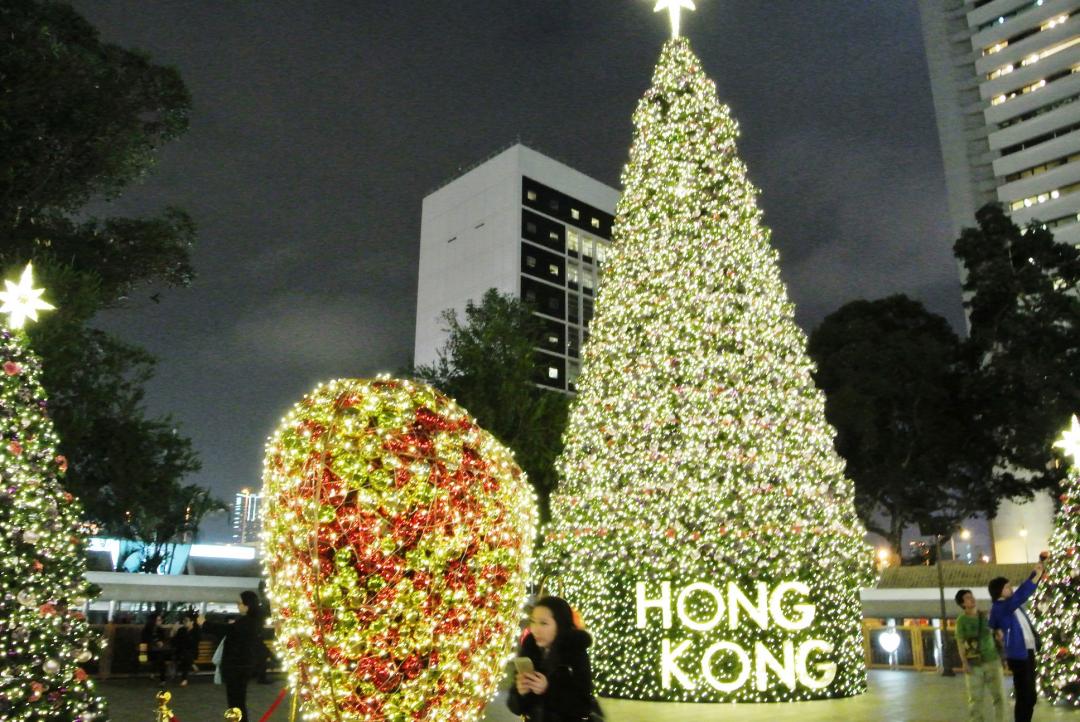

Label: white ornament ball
[42,658,61,675]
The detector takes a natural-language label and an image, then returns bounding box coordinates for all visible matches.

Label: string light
[260,377,536,720]
[537,38,872,703]
[0,265,105,720]
[1033,414,1080,706]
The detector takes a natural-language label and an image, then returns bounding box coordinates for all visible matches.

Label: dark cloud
[67,1,959,540]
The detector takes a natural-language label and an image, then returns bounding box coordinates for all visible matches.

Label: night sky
[67,1,960,542]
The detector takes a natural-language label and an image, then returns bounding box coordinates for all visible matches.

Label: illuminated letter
[701,641,750,693]
[754,640,795,691]
[675,582,725,632]
[661,638,696,689]
[769,581,815,631]
[795,639,836,690]
[727,581,770,630]
[636,581,673,629]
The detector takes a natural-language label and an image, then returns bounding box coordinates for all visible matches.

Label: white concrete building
[920,0,1080,243]
[414,144,620,392]
[919,0,1068,561]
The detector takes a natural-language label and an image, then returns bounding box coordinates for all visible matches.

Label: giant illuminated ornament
[538,6,873,703]
[261,378,536,721]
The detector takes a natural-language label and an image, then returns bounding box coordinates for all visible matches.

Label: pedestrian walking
[988,561,1045,722]
[218,590,263,722]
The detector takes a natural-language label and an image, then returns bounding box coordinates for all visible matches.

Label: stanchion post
[224,708,243,722]
[155,691,173,722]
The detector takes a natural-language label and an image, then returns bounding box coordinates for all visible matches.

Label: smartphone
[513,656,534,675]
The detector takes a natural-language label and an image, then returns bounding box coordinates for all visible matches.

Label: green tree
[539,39,871,703]
[0,0,214,541]
[414,289,569,522]
[955,203,1080,500]
[808,295,987,554]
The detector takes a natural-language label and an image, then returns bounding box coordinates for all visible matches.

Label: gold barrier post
[224,708,243,722]
[155,691,173,722]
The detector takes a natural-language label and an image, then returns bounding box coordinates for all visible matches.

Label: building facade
[231,488,262,544]
[919,0,1068,561]
[919,0,1080,242]
[414,144,620,392]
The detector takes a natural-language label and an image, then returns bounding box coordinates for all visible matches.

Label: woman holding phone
[508,596,596,721]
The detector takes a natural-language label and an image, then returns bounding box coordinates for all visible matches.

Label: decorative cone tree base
[538,38,872,703]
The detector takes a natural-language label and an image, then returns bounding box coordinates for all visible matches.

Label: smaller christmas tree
[0,264,106,721]
[1035,414,1080,706]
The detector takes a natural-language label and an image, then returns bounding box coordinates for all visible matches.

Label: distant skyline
[66,1,959,541]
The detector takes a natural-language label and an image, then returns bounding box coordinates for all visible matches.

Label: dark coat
[220,613,262,677]
[508,629,594,722]
[172,624,202,661]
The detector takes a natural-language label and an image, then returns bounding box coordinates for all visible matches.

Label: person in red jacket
[508,596,595,722]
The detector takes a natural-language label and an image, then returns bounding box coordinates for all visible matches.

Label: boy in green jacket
[955,588,1006,722]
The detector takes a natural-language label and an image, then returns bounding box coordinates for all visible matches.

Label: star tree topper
[1054,414,1080,464]
[0,263,55,329]
[651,0,696,38]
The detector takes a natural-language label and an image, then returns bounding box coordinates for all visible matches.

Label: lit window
[596,243,608,265]
[548,367,559,379]
[992,94,1007,106]
[549,264,560,277]
[526,256,537,268]
[549,231,559,241]
[590,217,600,229]
[547,334,559,345]
[567,265,580,284]
[571,208,580,220]
[527,190,537,201]
[567,230,580,254]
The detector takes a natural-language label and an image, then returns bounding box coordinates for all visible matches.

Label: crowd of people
[138,589,273,722]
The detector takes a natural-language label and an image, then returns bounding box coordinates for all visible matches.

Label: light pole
[934,533,956,677]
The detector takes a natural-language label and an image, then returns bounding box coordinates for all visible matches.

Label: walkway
[99,670,1079,721]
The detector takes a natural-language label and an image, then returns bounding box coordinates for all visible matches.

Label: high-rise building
[414,144,620,392]
[231,488,261,544]
[919,0,1066,561]
[919,0,1080,243]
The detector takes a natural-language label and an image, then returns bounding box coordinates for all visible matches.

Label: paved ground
[99,670,1080,722]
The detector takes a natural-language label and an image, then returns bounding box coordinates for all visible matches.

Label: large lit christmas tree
[539,10,872,704]
[1035,415,1080,706]
[0,264,106,721]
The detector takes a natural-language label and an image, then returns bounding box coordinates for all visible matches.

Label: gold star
[0,263,55,329]
[652,0,697,38]
[1054,415,1080,465]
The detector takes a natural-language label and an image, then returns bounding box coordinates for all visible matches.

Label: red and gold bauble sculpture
[261,378,537,721]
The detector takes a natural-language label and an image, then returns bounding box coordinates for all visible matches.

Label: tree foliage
[0,0,215,543]
[956,203,1080,498]
[809,295,986,552]
[414,289,569,522]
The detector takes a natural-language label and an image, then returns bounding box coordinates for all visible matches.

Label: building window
[548,367,559,380]
[590,217,600,229]
[527,190,538,201]
[571,208,580,220]
[549,264,560,277]
[526,221,537,234]
[549,198,559,211]
[526,255,537,268]
[567,230,580,255]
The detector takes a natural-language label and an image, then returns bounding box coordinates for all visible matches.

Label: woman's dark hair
[240,590,260,616]
[533,596,576,646]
